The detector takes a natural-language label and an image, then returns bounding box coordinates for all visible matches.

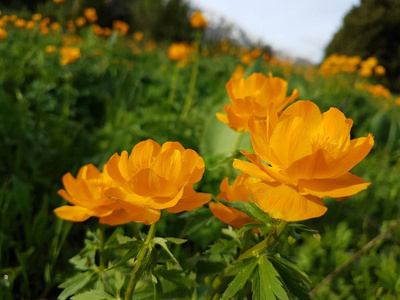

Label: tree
[325,0,400,91]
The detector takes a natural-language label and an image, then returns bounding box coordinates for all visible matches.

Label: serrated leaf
[58,271,95,300]
[259,256,289,300]
[220,259,258,300]
[268,254,311,300]
[225,257,258,277]
[237,222,272,236]
[252,269,274,300]
[153,237,179,265]
[165,237,187,245]
[70,290,115,300]
[107,242,143,270]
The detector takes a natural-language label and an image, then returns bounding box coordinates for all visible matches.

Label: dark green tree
[325,0,400,91]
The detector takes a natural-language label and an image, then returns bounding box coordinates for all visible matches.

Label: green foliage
[325,0,400,91]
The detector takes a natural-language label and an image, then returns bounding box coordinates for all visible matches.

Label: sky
[189,0,360,63]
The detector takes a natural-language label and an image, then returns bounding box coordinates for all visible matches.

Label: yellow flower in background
[133,31,143,41]
[0,28,7,39]
[168,42,191,61]
[216,73,299,132]
[67,20,76,33]
[50,22,61,31]
[54,164,131,225]
[105,139,211,225]
[45,45,56,54]
[14,19,26,28]
[190,11,207,28]
[113,20,129,35]
[359,67,372,77]
[84,8,98,23]
[60,46,81,65]
[25,20,35,30]
[234,100,374,221]
[54,0,66,3]
[40,26,49,35]
[145,40,157,52]
[231,65,245,80]
[210,174,260,229]
[374,65,386,76]
[356,83,391,99]
[75,17,86,27]
[32,13,42,21]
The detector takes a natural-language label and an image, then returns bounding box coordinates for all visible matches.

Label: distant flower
[25,20,35,30]
[55,164,131,225]
[60,46,81,65]
[84,8,98,23]
[210,174,260,229]
[168,42,191,62]
[190,11,207,28]
[50,22,61,31]
[234,100,374,221]
[45,45,56,54]
[0,28,7,39]
[359,67,372,77]
[75,17,86,27]
[113,20,129,35]
[231,65,245,80]
[53,0,66,3]
[32,13,42,21]
[14,19,26,28]
[216,73,299,132]
[374,65,386,76]
[133,31,143,41]
[105,139,211,225]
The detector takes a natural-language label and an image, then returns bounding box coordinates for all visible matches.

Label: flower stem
[124,222,158,300]
[98,225,106,270]
[205,221,288,300]
[168,62,181,105]
[181,44,199,118]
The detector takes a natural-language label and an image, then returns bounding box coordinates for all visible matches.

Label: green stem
[98,225,106,270]
[205,221,288,300]
[181,45,199,118]
[124,222,158,300]
[226,132,243,178]
[168,62,181,105]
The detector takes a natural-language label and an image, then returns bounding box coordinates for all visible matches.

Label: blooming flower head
[14,19,26,28]
[133,31,143,41]
[84,8,98,23]
[233,100,374,221]
[374,65,386,76]
[60,46,81,65]
[32,13,42,21]
[25,20,35,30]
[168,42,191,62]
[0,28,7,39]
[54,164,131,225]
[75,17,86,27]
[45,45,56,54]
[216,73,299,132]
[190,11,207,28]
[105,139,211,225]
[210,174,260,229]
[113,20,129,35]
[54,0,66,3]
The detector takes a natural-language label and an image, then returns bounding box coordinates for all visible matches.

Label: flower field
[1,4,400,300]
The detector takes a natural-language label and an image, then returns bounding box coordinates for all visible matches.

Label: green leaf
[165,237,187,245]
[108,241,143,270]
[71,290,115,300]
[225,257,258,277]
[237,222,272,236]
[220,258,258,300]
[259,255,289,300]
[252,269,274,300]
[58,271,95,300]
[268,254,311,300]
[153,237,179,265]
[217,199,273,226]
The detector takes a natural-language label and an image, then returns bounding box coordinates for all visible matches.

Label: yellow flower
[54,0,66,3]
[374,65,386,76]
[32,13,42,21]
[84,8,98,23]
[25,20,35,30]
[190,11,207,28]
[50,22,61,31]
[210,174,260,229]
[113,20,129,35]
[168,42,190,61]
[133,31,143,41]
[60,46,81,65]
[0,28,7,39]
[231,65,245,80]
[105,139,211,225]
[359,67,372,77]
[14,19,26,28]
[54,164,131,225]
[216,73,299,132]
[92,24,104,35]
[75,17,86,27]
[67,20,76,33]
[45,45,56,54]
[233,100,374,221]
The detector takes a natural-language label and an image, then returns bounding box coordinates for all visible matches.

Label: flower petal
[209,202,255,229]
[298,172,371,198]
[99,209,132,226]
[54,205,92,222]
[252,182,327,221]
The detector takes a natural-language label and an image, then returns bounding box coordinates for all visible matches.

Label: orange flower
[133,31,143,41]
[84,8,98,23]
[210,174,260,229]
[216,73,299,132]
[233,100,374,221]
[374,65,386,76]
[32,13,42,21]
[45,45,56,54]
[25,20,35,30]
[50,22,61,31]
[75,17,86,27]
[190,11,207,28]
[105,139,211,225]
[14,19,26,28]
[113,20,129,35]
[0,28,7,39]
[54,0,65,3]
[60,46,81,65]
[168,42,190,61]
[54,164,131,225]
